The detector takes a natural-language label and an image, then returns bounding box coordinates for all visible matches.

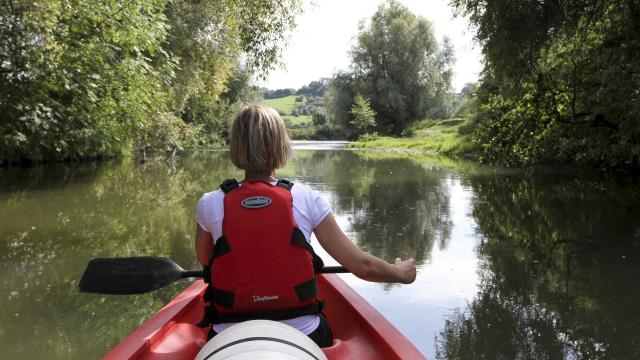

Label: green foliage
[348,0,455,135]
[263,94,327,134]
[264,95,300,115]
[0,0,173,162]
[350,118,478,157]
[454,83,479,118]
[296,78,329,97]
[357,132,379,142]
[285,127,316,140]
[262,88,296,99]
[324,72,356,137]
[312,113,327,126]
[350,94,377,134]
[314,124,346,140]
[451,0,640,170]
[0,0,303,164]
[261,92,346,140]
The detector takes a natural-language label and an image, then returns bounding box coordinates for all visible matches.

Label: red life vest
[202,178,324,324]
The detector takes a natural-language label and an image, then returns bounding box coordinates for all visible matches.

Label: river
[1,142,639,359]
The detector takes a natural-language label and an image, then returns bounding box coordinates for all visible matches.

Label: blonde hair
[229,104,291,171]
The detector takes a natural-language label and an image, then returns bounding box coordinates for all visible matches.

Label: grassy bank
[350,118,480,159]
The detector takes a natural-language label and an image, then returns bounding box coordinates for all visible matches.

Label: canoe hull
[104,274,425,359]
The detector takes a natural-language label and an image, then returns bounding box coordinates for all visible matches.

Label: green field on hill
[263,95,298,114]
[263,96,313,127]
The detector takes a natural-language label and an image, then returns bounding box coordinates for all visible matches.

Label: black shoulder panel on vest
[291,227,325,273]
[276,178,294,191]
[220,179,239,194]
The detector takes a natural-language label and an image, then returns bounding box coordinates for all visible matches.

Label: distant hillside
[260,78,329,99]
[260,94,342,140]
[263,95,320,127]
[264,95,298,116]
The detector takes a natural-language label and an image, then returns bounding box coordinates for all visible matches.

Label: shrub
[358,132,379,142]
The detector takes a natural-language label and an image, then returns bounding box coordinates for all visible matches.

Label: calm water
[1,143,639,359]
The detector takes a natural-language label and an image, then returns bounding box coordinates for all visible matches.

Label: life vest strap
[291,227,324,273]
[294,278,318,302]
[221,178,293,193]
[209,286,235,308]
[211,236,231,262]
[276,178,294,191]
[220,179,239,194]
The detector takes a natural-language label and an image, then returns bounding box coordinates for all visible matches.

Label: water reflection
[0,155,243,359]
[0,151,453,358]
[436,171,640,359]
[290,151,452,264]
[2,151,638,359]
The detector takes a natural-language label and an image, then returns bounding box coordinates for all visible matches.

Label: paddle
[78,256,347,295]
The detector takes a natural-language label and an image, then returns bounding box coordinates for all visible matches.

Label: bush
[401,127,415,137]
[357,132,379,142]
[312,113,326,126]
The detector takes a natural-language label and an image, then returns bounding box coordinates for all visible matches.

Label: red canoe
[104,274,425,359]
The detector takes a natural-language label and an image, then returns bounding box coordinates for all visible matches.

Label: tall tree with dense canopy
[350,0,454,135]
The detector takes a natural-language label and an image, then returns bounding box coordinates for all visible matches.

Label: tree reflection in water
[290,150,453,265]
[0,153,239,359]
[0,150,454,358]
[436,171,640,360]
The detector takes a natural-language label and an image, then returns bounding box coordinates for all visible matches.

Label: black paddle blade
[79,256,193,295]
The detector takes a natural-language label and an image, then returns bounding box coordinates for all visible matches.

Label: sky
[260,0,483,93]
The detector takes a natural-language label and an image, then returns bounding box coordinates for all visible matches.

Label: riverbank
[349,118,480,160]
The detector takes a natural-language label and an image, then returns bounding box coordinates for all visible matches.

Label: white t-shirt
[195,180,331,335]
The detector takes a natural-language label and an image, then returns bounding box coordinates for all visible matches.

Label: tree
[324,72,356,136]
[451,0,640,169]
[297,79,330,97]
[263,88,296,99]
[158,0,303,147]
[350,94,377,134]
[0,0,303,163]
[349,0,454,135]
[0,0,174,162]
[312,113,326,126]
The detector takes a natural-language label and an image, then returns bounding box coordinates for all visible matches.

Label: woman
[195,104,416,348]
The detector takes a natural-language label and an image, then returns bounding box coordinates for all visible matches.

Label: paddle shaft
[180,266,348,278]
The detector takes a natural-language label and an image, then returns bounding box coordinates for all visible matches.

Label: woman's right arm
[196,224,213,267]
[313,213,416,284]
